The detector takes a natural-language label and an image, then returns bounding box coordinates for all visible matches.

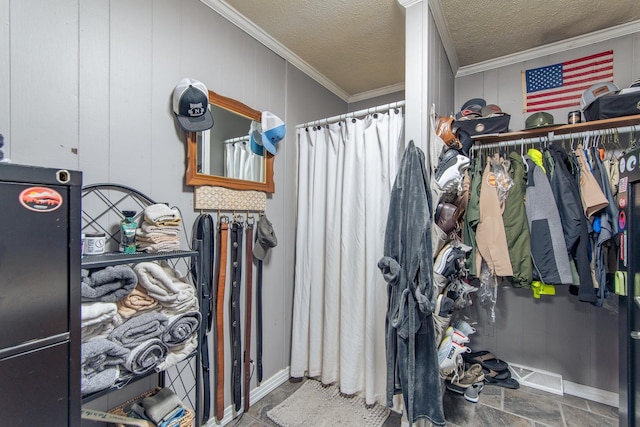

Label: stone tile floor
[231,378,619,427]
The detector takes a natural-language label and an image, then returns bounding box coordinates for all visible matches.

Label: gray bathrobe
[378,140,445,426]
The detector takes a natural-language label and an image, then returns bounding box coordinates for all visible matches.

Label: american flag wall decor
[522,50,614,112]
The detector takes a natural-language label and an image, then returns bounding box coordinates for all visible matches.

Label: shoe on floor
[464,382,484,403]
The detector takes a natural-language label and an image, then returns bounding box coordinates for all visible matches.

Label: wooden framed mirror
[186,90,274,193]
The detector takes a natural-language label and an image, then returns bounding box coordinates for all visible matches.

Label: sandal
[482,367,511,381]
[462,350,508,372]
[484,375,520,389]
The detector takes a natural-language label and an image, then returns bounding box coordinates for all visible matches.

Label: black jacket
[546,144,596,303]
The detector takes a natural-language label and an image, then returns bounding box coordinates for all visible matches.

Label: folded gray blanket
[123,338,168,375]
[81,265,138,302]
[140,387,184,425]
[162,311,201,347]
[108,311,168,349]
[81,337,129,394]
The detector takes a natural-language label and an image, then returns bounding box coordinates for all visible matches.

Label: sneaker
[438,336,470,377]
[464,382,484,403]
[433,312,451,346]
[450,363,485,387]
[434,244,467,279]
[434,149,470,192]
[444,325,469,345]
[454,319,477,336]
[434,293,455,317]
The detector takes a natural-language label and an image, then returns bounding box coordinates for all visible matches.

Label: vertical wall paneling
[149,0,188,207]
[109,0,153,192]
[11,0,79,168]
[79,0,111,185]
[0,0,10,158]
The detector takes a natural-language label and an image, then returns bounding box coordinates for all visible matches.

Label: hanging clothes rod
[224,135,250,144]
[296,100,405,129]
[470,124,640,151]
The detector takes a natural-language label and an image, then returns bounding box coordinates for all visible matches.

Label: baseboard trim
[563,380,619,408]
[204,367,291,426]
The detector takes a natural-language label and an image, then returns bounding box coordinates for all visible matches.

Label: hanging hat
[172,78,214,132]
[261,111,286,155]
[254,214,278,260]
[249,121,264,156]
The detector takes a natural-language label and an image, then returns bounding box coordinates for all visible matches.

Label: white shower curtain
[291,107,405,405]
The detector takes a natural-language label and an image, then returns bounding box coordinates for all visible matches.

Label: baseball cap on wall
[172,78,214,132]
[261,111,286,155]
[254,214,278,260]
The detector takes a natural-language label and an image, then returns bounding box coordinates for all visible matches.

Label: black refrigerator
[619,148,640,426]
[0,163,81,426]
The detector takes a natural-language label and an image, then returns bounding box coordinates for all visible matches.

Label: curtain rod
[470,124,640,151]
[295,100,405,129]
[224,135,250,144]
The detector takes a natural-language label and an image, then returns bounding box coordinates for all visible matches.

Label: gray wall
[456,33,640,393]
[0,0,346,420]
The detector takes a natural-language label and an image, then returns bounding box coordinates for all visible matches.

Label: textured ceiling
[443,0,640,66]
[220,0,640,99]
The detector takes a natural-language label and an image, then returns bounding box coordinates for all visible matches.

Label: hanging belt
[191,213,214,425]
[243,217,254,412]
[230,217,244,412]
[214,216,229,422]
[256,250,264,383]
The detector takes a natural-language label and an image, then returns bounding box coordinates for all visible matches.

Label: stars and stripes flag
[522,50,614,112]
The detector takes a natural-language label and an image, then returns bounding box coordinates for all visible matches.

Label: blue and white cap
[249,121,264,156]
[261,111,286,155]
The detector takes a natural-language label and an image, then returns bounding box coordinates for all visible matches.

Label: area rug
[267,379,390,427]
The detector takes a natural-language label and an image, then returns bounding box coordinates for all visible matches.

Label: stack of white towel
[136,204,182,253]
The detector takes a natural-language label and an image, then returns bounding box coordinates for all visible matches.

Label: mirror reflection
[197,104,264,183]
[185,90,274,193]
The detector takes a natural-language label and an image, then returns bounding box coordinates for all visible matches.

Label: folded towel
[135,232,180,243]
[81,265,137,303]
[144,204,181,225]
[81,302,118,340]
[81,338,129,395]
[108,311,168,349]
[140,388,185,426]
[162,311,201,347]
[159,296,198,318]
[123,338,168,375]
[134,262,195,311]
[140,222,181,235]
[81,337,130,375]
[81,366,120,395]
[117,285,158,319]
[155,333,198,372]
[138,241,181,253]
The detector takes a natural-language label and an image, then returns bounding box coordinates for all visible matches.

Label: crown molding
[427,0,459,74]
[456,19,640,78]
[201,0,350,102]
[348,82,405,103]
